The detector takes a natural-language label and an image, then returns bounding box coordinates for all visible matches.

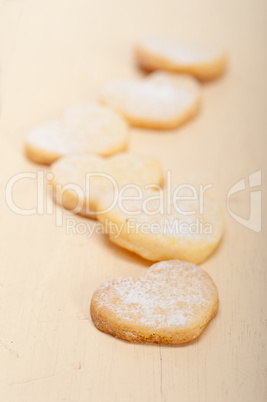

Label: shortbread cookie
[100,71,201,129]
[97,189,223,264]
[25,103,129,165]
[90,260,219,344]
[50,153,164,217]
[135,38,226,81]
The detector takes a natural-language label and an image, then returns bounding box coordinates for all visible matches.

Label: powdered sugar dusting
[101,71,200,122]
[139,37,224,65]
[26,102,128,156]
[99,188,223,244]
[52,152,163,194]
[94,261,217,329]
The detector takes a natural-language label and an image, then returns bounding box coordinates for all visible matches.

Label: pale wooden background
[0,1,266,401]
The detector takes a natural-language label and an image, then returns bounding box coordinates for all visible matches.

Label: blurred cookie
[97,188,223,264]
[90,260,219,344]
[100,71,201,129]
[25,102,129,165]
[50,153,163,217]
[135,37,226,81]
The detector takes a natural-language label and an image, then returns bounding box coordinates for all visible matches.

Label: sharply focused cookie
[97,188,223,264]
[100,71,201,129]
[135,37,226,81]
[90,260,219,344]
[50,153,164,217]
[25,102,129,165]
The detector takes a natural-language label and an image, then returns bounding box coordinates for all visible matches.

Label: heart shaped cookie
[100,71,201,129]
[25,102,129,165]
[90,260,219,344]
[135,37,227,81]
[97,188,223,264]
[50,152,163,218]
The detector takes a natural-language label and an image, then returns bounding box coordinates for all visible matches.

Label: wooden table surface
[0,1,266,401]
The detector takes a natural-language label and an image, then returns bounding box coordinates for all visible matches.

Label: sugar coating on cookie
[90,260,219,344]
[97,189,223,264]
[135,37,226,81]
[25,102,129,165]
[100,71,201,129]
[50,153,164,217]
